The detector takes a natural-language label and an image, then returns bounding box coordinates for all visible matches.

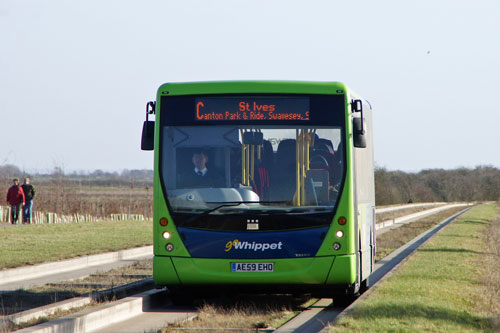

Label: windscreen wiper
[186,201,286,224]
[248,206,331,215]
[286,206,331,213]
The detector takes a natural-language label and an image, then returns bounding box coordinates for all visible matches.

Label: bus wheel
[335,283,359,306]
[335,293,357,306]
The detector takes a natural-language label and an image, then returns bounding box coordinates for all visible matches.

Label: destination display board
[194,97,310,121]
[161,94,345,126]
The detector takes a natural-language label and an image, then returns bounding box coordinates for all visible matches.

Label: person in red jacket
[6,178,25,224]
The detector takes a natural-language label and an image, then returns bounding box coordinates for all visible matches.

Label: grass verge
[0,220,152,270]
[331,203,499,332]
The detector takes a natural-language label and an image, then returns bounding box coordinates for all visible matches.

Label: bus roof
[157,81,349,97]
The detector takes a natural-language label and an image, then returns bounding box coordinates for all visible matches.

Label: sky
[1,0,499,173]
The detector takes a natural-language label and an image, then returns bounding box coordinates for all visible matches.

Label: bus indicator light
[338,217,346,225]
[160,218,168,226]
[333,243,341,250]
[166,243,174,252]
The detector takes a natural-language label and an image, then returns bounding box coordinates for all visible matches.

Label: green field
[331,203,499,332]
[0,220,152,270]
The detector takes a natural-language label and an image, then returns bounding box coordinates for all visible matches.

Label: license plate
[231,262,274,272]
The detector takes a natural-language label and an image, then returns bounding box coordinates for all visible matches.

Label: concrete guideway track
[14,289,198,333]
[0,246,153,292]
[275,207,472,333]
[5,203,469,332]
[375,202,472,235]
[375,202,446,214]
[1,279,155,331]
[0,246,153,332]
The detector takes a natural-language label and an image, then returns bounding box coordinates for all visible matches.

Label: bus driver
[178,150,224,188]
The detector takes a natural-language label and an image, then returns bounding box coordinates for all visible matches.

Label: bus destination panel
[195,97,310,121]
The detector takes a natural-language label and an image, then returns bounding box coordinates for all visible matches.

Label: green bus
[141,81,375,300]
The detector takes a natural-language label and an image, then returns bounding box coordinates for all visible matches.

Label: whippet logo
[225,239,283,252]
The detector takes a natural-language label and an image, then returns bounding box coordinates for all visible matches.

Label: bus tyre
[335,292,357,306]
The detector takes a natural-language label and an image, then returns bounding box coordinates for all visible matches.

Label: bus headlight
[165,243,174,252]
[333,242,341,250]
[336,230,344,238]
[162,231,171,239]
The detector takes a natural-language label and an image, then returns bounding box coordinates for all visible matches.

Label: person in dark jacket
[6,178,25,224]
[21,177,36,223]
[178,150,224,188]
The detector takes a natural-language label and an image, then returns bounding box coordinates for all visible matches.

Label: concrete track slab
[375,203,470,235]
[92,305,197,333]
[275,298,342,333]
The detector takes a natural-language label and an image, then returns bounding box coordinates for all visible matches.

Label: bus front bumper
[153,254,356,287]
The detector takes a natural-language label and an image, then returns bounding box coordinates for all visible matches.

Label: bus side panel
[353,100,375,282]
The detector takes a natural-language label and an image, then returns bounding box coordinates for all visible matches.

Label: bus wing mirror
[141,101,156,151]
[352,99,363,112]
[141,121,155,151]
[351,99,366,148]
[353,117,366,148]
[243,131,264,145]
